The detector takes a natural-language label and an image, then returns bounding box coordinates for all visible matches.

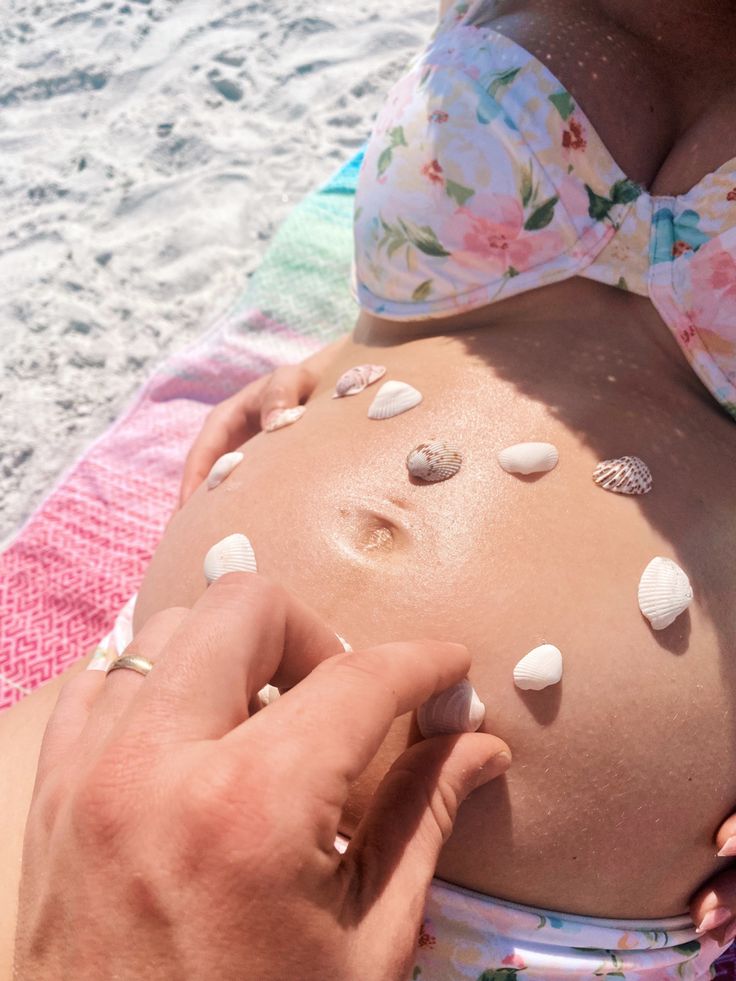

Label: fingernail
[717,835,736,857]
[335,632,352,653]
[696,906,732,934]
[87,645,112,671]
[472,750,512,790]
[263,406,305,433]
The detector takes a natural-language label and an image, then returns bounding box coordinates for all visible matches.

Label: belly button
[358,523,395,552]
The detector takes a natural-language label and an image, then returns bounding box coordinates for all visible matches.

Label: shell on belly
[203,533,258,584]
[206,451,245,490]
[593,455,652,495]
[416,679,486,738]
[264,406,306,433]
[513,644,563,691]
[406,440,462,482]
[367,380,423,420]
[333,364,386,398]
[637,556,693,630]
[497,442,559,475]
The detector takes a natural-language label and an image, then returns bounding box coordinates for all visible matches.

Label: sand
[0,0,434,540]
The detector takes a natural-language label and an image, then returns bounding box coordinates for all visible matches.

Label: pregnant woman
[3,0,736,977]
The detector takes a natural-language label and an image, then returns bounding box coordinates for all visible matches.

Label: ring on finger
[106,654,154,678]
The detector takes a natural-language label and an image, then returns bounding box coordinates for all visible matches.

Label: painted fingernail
[335,632,352,653]
[206,451,244,490]
[263,406,305,432]
[717,835,736,857]
[696,906,732,934]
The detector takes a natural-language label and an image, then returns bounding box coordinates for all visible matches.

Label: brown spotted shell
[406,440,462,482]
[593,455,652,495]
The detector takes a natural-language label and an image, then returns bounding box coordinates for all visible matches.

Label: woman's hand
[15,574,511,981]
[178,336,350,507]
[690,817,736,947]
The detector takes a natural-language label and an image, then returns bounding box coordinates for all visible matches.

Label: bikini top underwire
[351,0,736,419]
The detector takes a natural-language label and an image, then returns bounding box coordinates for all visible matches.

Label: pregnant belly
[135,286,736,917]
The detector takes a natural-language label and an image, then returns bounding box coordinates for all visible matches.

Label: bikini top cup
[351,0,736,420]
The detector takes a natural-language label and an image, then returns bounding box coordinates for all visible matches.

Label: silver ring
[106,654,154,678]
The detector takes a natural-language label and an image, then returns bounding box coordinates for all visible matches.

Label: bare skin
[2,0,736,968]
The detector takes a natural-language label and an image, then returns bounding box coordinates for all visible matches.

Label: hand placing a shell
[689,818,736,947]
[178,335,350,506]
[15,573,511,981]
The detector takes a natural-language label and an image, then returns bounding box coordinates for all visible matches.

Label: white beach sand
[0,0,434,539]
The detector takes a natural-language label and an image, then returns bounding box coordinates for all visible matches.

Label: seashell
[637,556,693,630]
[367,380,423,420]
[335,632,353,652]
[206,451,245,490]
[497,442,559,475]
[513,644,563,691]
[264,406,306,433]
[406,440,462,483]
[333,364,386,398]
[416,679,486,738]
[257,684,281,708]
[593,456,652,495]
[204,533,258,584]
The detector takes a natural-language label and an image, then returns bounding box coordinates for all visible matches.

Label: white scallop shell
[333,364,386,398]
[497,442,559,475]
[513,644,563,691]
[264,406,306,432]
[206,451,244,490]
[637,556,693,630]
[416,679,486,738]
[593,456,652,495]
[406,440,462,483]
[203,533,258,584]
[367,380,423,420]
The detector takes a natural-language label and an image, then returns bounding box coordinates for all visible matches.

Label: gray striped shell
[593,456,652,495]
[406,441,462,483]
[416,679,486,738]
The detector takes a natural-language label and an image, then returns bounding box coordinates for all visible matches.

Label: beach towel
[0,151,361,711]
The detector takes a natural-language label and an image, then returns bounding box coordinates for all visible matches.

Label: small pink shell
[333,364,386,398]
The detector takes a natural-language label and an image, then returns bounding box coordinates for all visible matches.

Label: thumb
[343,732,510,918]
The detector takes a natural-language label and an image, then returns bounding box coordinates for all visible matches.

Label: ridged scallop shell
[264,406,306,433]
[416,679,486,738]
[367,380,423,420]
[333,364,386,398]
[406,440,462,483]
[593,456,652,495]
[497,442,559,475]
[203,533,258,584]
[206,451,244,490]
[637,556,693,630]
[513,644,563,691]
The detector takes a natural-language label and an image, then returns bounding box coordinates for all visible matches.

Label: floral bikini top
[351,0,736,421]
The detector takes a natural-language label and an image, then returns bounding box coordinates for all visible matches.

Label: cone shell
[593,456,652,495]
[513,644,563,691]
[498,442,559,475]
[637,556,693,630]
[333,364,386,398]
[416,679,486,738]
[206,451,244,490]
[406,440,462,483]
[264,406,306,432]
[367,380,423,420]
[203,533,258,584]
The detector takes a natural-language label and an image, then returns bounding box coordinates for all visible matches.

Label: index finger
[229,639,471,795]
